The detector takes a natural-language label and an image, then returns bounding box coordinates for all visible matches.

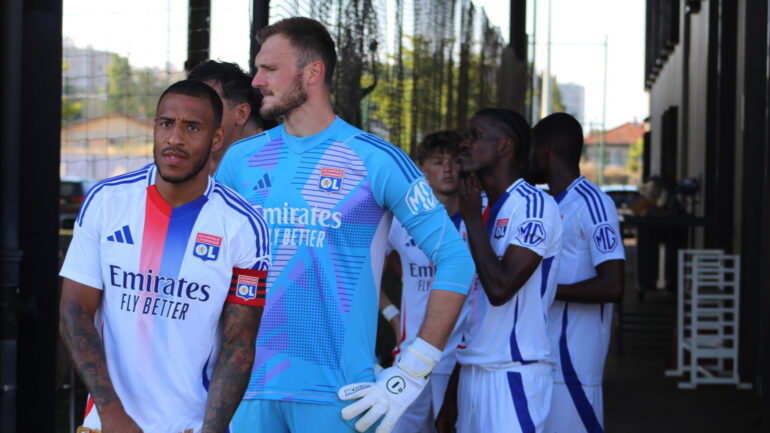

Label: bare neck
[154,172,209,208]
[436,191,459,215]
[283,97,337,137]
[479,163,524,206]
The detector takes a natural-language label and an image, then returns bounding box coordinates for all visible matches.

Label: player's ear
[497,137,513,157]
[211,126,225,154]
[234,102,251,127]
[305,60,325,87]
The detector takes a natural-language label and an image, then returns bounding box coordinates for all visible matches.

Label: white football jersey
[457,179,562,367]
[547,176,625,385]
[387,214,468,375]
[60,165,270,433]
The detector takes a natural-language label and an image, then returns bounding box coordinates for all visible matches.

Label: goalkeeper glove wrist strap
[397,337,441,378]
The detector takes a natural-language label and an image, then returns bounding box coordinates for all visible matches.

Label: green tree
[62,59,83,121]
[627,136,643,174]
[107,53,139,115]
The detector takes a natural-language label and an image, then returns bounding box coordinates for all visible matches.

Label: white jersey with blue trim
[59,165,270,433]
[387,214,468,375]
[215,117,474,404]
[547,176,625,386]
[456,179,562,367]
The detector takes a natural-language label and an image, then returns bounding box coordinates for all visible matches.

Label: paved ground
[604,245,768,432]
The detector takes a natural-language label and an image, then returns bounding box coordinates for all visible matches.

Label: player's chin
[157,165,194,184]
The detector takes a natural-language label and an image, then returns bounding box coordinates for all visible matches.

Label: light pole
[599,35,608,186]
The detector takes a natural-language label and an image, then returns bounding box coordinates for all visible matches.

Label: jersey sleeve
[225,207,271,307]
[59,188,105,289]
[369,145,474,295]
[506,192,555,258]
[582,193,626,267]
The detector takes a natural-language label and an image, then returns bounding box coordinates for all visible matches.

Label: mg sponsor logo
[405,179,438,215]
[593,223,618,253]
[516,220,546,247]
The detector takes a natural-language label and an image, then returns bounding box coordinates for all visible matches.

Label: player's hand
[458,174,482,222]
[339,363,428,433]
[339,338,440,433]
[100,405,144,433]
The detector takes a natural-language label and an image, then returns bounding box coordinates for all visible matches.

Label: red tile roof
[585,122,644,145]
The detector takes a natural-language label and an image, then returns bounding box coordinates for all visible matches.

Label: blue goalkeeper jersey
[216,117,474,404]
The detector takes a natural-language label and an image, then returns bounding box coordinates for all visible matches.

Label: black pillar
[704,0,737,251]
[0,0,24,428]
[498,0,527,113]
[250,0,271,74]
[185,0,211,72]
[16,0,62,431]
[739,0,770,397]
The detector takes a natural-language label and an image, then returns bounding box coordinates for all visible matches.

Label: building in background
[557,82,585,124]
[645,0,770,407]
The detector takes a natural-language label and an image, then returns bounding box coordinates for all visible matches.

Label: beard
[154,144,211,184]
[260,75,308,119]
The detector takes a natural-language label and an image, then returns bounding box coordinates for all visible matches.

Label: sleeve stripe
[212,188,270,260]
[354,134,421,180]
[581,182,608,221]
[514,184,545,219]
[575,182,607,223]
[77,168,150,226]
[575,185,599,224]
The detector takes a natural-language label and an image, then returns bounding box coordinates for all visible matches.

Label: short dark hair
[257,17,337,85]
[533,112,584,164]
[416,130,463,165]
[157,80,223,128]
[472,108,531,170]
[188,60,276,130]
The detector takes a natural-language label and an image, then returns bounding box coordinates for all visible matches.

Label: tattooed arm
[200,303,263,433]
[59,278,143,433]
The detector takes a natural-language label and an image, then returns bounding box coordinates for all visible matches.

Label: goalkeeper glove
[339,338,441,433]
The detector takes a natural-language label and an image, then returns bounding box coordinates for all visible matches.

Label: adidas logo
[107,225,134,245]
[252,173,272,190]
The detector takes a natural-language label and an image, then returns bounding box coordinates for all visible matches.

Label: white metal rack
[665,249,752,389]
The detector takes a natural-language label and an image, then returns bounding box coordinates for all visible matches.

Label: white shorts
[392,372,451,433]
[545,382,604,433]
[457,363,553,433]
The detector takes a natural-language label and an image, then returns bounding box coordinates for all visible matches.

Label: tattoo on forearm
[60,300,120,411]
[200,304,261,433]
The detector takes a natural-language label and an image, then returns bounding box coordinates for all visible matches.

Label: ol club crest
[319,167,345,193]
[236,275,259,301]
[193,233,222,261]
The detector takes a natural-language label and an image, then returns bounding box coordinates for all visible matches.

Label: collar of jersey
[483,178,523,234]
[145,164,213,217]
[555,175,585,203]
[280,116,345,153]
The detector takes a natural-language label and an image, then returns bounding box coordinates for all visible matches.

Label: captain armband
[226,268,268,307]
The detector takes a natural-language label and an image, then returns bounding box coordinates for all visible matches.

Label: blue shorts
[231,399,376,433]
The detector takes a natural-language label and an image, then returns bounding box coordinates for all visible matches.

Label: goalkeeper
[216,16,475,433]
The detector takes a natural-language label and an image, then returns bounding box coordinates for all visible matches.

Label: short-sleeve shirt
[59,164,270,433]
[547,176,625,385]
[387,214,468,375]
[215,117,473,404]
[456,179,562,367]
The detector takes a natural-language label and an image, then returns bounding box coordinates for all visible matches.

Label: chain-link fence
[62,0,505,183]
